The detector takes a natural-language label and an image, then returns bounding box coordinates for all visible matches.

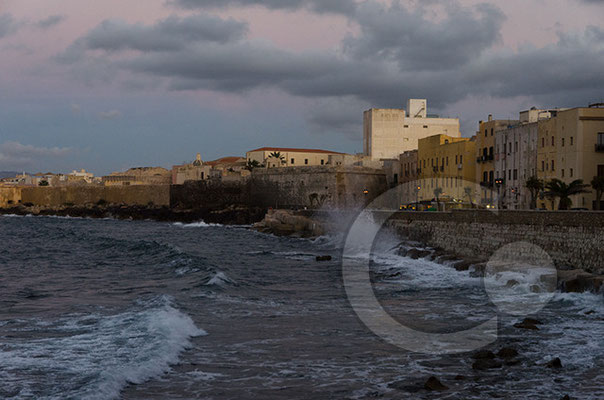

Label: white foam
[206,271,235,287]
[173,221,222,228]
[0,296,206,400]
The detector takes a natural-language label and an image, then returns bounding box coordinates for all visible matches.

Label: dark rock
[585,310,595,315]
[453,260,477,271]
[424,376,448,391]
[472,359,502,370]
[472,350,496,359]
[316,255,332,262]
[388,380,422,393]
[530,285,542,293]
[497,347,519,359]
[523,318,543,325]
[454,375,466,381]
[406,248,432,260]
[546,357,562,368]
[560,395,571,400]
[506,279,520,288]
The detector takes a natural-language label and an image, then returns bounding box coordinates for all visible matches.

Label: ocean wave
[173,221,222,228]
[205,271,236,287]
[0,295,206,400]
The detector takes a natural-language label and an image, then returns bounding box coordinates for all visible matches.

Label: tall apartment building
[475,116,519,206]
[537,105,604,210]
[417,134,476,205]
[363,99,460,160]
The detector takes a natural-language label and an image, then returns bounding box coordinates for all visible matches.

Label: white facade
[363,99,460,160]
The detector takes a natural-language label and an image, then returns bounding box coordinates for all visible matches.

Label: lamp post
[416,185,421,211]
[495,178,504,209]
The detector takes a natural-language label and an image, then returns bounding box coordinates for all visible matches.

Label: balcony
[596,144,604,152]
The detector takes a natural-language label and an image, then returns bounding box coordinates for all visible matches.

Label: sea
[0,214,602,399]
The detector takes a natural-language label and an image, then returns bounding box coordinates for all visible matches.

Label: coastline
[0,204,267,225]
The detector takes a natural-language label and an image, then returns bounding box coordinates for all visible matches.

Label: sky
[0,0,603,175]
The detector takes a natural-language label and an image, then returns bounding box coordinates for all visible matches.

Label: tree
[38,180,49,186]
[525,176,544,209]
[245,160,261,171]
[543,179,591,210]
[464,187,474,208]
[433,187,443,211]
[268,151,286,167]
[591,176,604,210]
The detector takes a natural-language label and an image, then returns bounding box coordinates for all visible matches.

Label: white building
[363,99,460,160]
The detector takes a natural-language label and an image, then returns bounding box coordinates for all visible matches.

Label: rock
[546,357,562,368]
[560,395,571,400]
[585,310,595,315]
[523,318,543,325]
[454,375,466,381]
[496,347,519,359]
[472,359,502,370]
[470,263,486,278]
[406,248,432,259]
[472,350,496,360]
[506,279,520,288]
[424,376,448,391]
[316,255,332,262]
[388,380,422,393]
[530,285,542,293]
[453,259,481,271]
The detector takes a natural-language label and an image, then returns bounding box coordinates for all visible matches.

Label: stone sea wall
[20,185,171,207]
[0,187,22,207]
[386,210,604,274]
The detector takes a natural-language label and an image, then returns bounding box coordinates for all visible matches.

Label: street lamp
[416,185,421,211]
[495,178,504,209]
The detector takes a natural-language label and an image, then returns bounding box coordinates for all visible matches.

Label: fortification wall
[20,186,170,207]
[0,187,22,207]
[386,210,604,274]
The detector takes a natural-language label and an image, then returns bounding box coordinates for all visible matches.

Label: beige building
[246,147,344,168]
[172,154,212,185]
[417,134,476,207]
[363,99,460,160]
[537,105,604,210]
[103,167,171,186]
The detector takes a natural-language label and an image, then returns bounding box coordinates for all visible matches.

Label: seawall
[20,185,171,207]
[385,210,604,274]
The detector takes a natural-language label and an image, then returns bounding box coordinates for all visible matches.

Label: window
[404,125,409,128]
[489,146,494,157]
[542,138,545,147]
[542,161,545,171]
[570,137,574,145]
[304,159,308,165]
[551,136,554,146]
[455,155,458,164]
[570,168,574,177]
[491,128,494,136]
[460,155,463,164]
[551,160,555,171]
[446,157,449,166]
[489,171,494,183]
[291,158,295,164]
[485,129,488,137]
[513,169,518,180]
[504,143,507,153]
[320,159,325,165]
[561,138,565,147]
[598,165,604,177]
[515,142,518,152]
[484,171,488,182]
[423,125,428,129]
[598,133,604,145]
[508,170,512,180]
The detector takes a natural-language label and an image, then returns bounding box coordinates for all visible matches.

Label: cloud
[0,141,72,169]
[35,15,66,30]
[98,110,122,119]
[169,0,357,15]
[57,1,604,132]
[0,13,19,39]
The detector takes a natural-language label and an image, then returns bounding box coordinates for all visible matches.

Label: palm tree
[268,151,286,167]
[543,179,591,210]
[464,187,474,208]
[525,176,544,209]
[591,176,604,210]
[433,187,443,211]
[245,160,261,171]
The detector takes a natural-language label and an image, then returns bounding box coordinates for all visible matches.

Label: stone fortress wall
[19,186,171,207]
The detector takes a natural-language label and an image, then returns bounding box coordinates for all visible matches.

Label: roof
[247,147,345,155]
[206,156,245,166]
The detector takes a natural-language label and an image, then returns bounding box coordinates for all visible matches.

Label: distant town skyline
[1,0,603,175]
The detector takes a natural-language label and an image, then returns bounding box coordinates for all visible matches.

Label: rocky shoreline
[0,204,267,225]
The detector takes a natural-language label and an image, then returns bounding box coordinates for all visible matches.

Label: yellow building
[537,105,604,210]
[103,167,171,186]
[417,134,476,207]
[246,147,344,168]
[364,99,460,160]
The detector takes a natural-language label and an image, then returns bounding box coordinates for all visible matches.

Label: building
[537,105,604,210]
[66,169,94,184]
[103,167,171,186]
[417,134,476,207]
[246,147,345,168]
[363,99,460,160]
[172,153,212,185]
[475,115,519,206]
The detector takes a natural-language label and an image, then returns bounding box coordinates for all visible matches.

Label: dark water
[0,215,602,399]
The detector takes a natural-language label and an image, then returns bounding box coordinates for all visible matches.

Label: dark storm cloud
[35,15,66,30]
[58,1,604,130]
[59,13,247,61]
[0,14,19,38]
[169,0,357,15]
[343,2,505,70]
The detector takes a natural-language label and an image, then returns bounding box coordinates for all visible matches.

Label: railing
[596,144,604,152]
